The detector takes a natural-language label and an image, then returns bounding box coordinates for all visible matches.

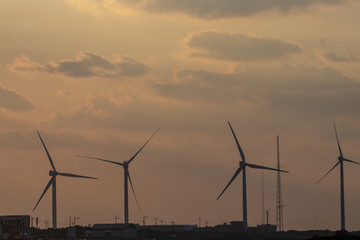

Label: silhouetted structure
[256,224,277,233]
[88,224,137,239]
[140,224,196,232]
[33,131,97,229]
[0,215,30,239]
[316,123,360,231]
[276,135,284,231]
[77,128,159,224]
[217,122,288,228]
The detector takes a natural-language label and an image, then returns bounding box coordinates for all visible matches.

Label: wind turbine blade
[343,158,360,165]
[127,170,142,214]
[227,122,246,162]
[57,172,97,179]
[37,131,56,172]
[333,122,343,157]
[127,128,160,164]
[33,178,54,212]
[217,166,243,200]
[316,161,340,184]
[75,156,124,166]
[247,163,289,173]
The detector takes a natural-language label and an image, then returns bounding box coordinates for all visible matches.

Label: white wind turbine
[33,131,97,229]
[217,122,288,228]
[316,123,360,231]
[76,128,159,224]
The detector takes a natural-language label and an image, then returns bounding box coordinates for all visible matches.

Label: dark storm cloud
[153,65,360,115]
[0,87,34,111]
[8,52,150,78]
[118,0,349,19]
[184,31,302,61]
[319,50,360,63]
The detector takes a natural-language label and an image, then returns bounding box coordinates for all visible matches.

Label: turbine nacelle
[49,170,57,177]
[240,161,247,167]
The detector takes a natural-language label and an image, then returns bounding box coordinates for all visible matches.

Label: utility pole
[115,216,120,224]
[73,217,80,226]
[276,135,284,231]
[142,216,147,240]
[70,217,79,240]
[142,216,147,226]
[171,220,175,232]
[36,217,39,228]
[45,219,49,229]
[198,217,201,228]
[69,216,72,227]
[155,218,158,226]
[31,217,34,228]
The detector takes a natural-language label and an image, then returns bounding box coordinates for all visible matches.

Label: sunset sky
[1,0,360,231]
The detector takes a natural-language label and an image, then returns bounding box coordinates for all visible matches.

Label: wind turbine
[33,131,97,229]
[76,128,160,224]
[217,122,288,228]
[316,123,359,231]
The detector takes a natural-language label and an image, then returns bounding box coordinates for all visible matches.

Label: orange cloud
[7,52,150,79]
[181,31,302,62]
[99,0,351,19]
[0,86,34,112]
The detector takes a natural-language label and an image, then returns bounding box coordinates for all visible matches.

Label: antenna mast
[276,135,284,231]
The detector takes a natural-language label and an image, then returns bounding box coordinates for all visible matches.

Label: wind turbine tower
[276,135,284,231]
[317,123,359,231]
[261,165,265,225]
[33,131,97,229]
[217,122,288,228]
[77,128,159,224]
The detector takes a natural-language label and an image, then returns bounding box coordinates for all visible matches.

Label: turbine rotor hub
[49,170,57,176]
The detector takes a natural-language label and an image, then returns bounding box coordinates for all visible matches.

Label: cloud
[6,55,45,72]
[115,0,349,19]
[40,63,360,143]
[0,129,155,161]
[0,86,34,111]
[153,65,360,116]
[182,31,302,62]
[43,93,202,132]
[0,131,38,150]
[318,50,360,63]
[8,52,150,78]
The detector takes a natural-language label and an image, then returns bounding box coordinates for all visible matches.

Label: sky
[1,0,360,231]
